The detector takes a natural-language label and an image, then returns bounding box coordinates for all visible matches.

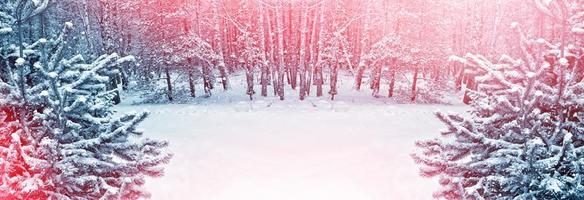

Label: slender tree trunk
[329,62,338,100]
[298,3,309,100]
[315,4,326,97]
[212,0,228,90]
[187,60,196,98]
[388,67,396,97]
[194,0,208,97]
[202,61,212,96]
[188,71,196,98]
[315,64,323,97]
[411,67,419,102]
[266,10,278,96]
[371,62,382,97]
[165,67,173,101]
[307,8,319,96]
[354,63,365,90]
[355,1,371,90]
[288,4,297,90]
[246,64,255,100]
[275,3,286,100]
[258,4,269,97]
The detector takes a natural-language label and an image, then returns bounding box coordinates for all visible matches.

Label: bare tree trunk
[287,4,297,90]
[315,3,326,97]
[371,62,382,97]
[192,0,211,97]
[315,64,323,97]
[258,4,269,97]
[188,70,196,98]
[355,1,371,90]
[298,3,309,100]
[411,67,419,102]
[307,8,319,96]
[388,67,396,97]
[202,61,213,96]
[246,64,255,100]
[212,0,228,91]
[187,59,196,98]
[329,62,338,100]
[165,67,174,101]
[265,10,278,96]
[275,3,286,100]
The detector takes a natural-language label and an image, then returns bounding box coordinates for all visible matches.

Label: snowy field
[114,75,467,200]
[117,98,466,200]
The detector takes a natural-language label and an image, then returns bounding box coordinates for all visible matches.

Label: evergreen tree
[0,10,171,200]
[412,15,584,199]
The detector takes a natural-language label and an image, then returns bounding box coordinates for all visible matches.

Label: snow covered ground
[116,75,468,200]
[116,100,466,200]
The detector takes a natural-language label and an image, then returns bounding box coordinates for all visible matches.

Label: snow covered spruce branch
[0,20,172,200]
[413,19,584,199]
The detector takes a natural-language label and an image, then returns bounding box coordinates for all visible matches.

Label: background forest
[4,0,577,103]
[1,0,584,199]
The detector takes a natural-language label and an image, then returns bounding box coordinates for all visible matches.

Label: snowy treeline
[1,1,171,199]
[413,0,584,199]
[59,0,548,102]
[2,0,568,103]
[2,0,584,199]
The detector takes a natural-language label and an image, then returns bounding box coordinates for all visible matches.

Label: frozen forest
[1,0,584,199]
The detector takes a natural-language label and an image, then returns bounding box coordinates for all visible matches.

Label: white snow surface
[117,103,466,199]
[117,75,468,200]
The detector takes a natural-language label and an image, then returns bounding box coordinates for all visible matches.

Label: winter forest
[1,0,584,199]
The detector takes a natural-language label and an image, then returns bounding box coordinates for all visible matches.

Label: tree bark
[212,0,229,90]
[355,1,371,90]
[329,62,338,100]
[246,64,255,100]
[187,60,196,98]
[258,4,269,97]
[202,61,213,96]
[275,3,286,100]
[165,67,173,101]
[315,64,323,97]
[315,4,326,97]
[371,62,382,97]
[388,68,396,97]
[298,3,309,100]
[307,8,319,96]
[411,67,419,102]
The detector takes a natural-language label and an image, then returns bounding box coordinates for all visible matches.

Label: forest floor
[116,74,468,199]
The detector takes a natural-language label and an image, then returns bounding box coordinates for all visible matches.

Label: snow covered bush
[412,21,584,199]
[0,21,171,199]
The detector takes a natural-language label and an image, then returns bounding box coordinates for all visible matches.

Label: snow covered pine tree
[0,18,171,200]
[412,10,584,200]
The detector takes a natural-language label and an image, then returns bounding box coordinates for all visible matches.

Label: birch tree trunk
[165,67,174,101]
[329,61,339,100]
[307,8,319,96]
[298,3,309,100]
[258,4,270,97]
[266,9,278,96]
[212,0,229,90]
[354,1,371,91]
[315,3,326,97]
[246,64,255,100]
[388,66,396,97]
[275,2,286,100]
[410,66,420,102]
